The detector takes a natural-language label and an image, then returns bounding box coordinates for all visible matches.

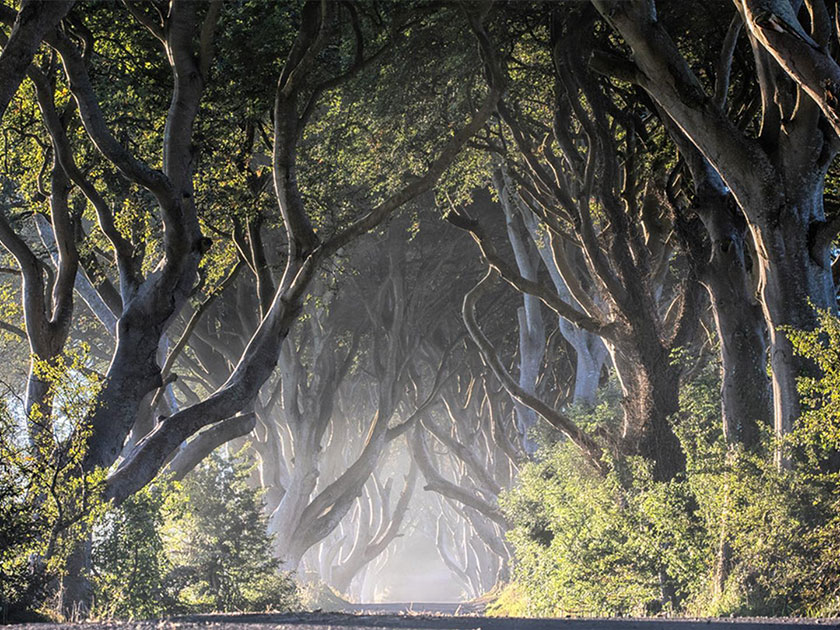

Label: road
[337,602,485,615]
[13,608,840,629]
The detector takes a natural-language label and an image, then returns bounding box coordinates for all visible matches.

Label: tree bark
[665,117,773,448]
[496,168,546,455]
[590,0,838,462]
[0,0,74,121]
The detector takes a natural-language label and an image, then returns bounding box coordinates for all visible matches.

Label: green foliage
[782,308,840,616]
[500,438,705,617]
[297,579,351,612]
[163,452,297,613]
[485,582,530,618]
[0,352,105,622]
[788,309,840,460]
[90,484,178,620]
[497,343,840,618]
[91,452,298,619]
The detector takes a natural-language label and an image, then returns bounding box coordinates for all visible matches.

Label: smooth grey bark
[2,1,497,613]
[495,168,545,455]
[498,166,609,407]
[411,424,507,528]
[667,124,773,448]
[34,216,117,336]
[408,369,519,590]
[737,0,840,137]
[433,498,505,598]
[329,465,417,595]
[266,330,341,567]
[456,265,608,475]
[167,413,257,481]
[0,150,76,431]
[104,19,498,509]
[435,510,474,595]
[260,225,463,573]
[700,200,772,448]
[34,2,221,614]
[8,1,223,480]
[519,221,608,407]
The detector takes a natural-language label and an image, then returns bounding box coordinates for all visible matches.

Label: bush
[0,352,104,622]
[497,345,840,618]
[91,484,180,619]
[500,440,706,617]
[91,451,299,618]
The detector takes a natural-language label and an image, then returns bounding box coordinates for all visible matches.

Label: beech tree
[590,0,840,459]
[320,462,418,597]
[447,7,705,481]
[0,0,73,122]
[0,0,498,612]
[409,352,525,590]
[8,0,840,618]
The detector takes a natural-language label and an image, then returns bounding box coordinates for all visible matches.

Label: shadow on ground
[167,611,839,630]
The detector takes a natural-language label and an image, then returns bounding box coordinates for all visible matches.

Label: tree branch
[167,413,257,480]
[462,268,607,475]
[0,0,73,121]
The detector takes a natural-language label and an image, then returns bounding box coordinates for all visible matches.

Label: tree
[0,0,73,122]
[447,6,705,481]
[590,0,840,461]
[0,1,499,613]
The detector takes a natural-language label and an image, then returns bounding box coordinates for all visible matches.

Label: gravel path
[11,610,840,630]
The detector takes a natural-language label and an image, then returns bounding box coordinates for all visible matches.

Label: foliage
[297,579,352,612]
[164,452,298,613]
[0,352,105,622]
[784,309,840,616]
[497,344,840,618]
[484,581,530,618]
[91,451,299,619]
[500,438,704,616]
[788,309,840,461]
[90,484,178,619]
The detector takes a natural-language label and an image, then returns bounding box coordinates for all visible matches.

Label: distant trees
[410,362,521,592]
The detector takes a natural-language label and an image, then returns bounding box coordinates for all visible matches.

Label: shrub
[500,440,706,617]
[91,450,298,618]
[0,352,105,622]
[498,346,840,618]
[91,484,180,619]
[163,451,298,612]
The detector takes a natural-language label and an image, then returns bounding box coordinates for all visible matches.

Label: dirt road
[13,609,840,630]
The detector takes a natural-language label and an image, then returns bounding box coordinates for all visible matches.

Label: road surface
[12,607,840,629]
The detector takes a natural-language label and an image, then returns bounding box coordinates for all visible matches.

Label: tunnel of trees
[4,0,840,622]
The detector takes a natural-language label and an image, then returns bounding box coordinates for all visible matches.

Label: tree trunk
[496,168,546,455]
[59,540,92,621]
[0,0,74,121]
[610,342,685,482]
[267,428,319,570]
[589,0,838,461]
[704,239,771,448]
[667,127,773,449]
[756,200,835,451]
[82,318,169,470]
[499,166,609,408]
